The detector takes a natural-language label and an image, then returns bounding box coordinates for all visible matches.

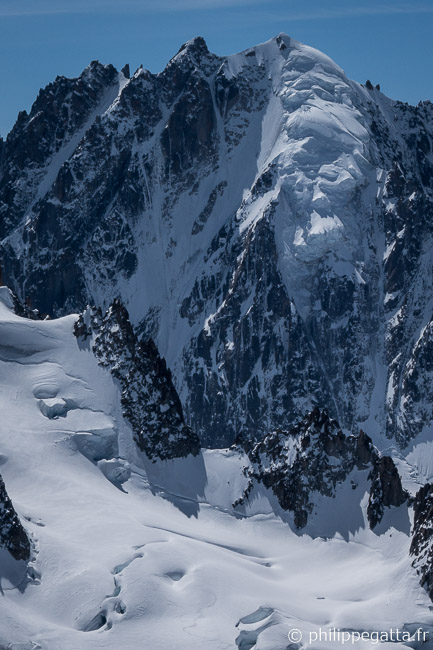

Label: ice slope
[0,292,432,649]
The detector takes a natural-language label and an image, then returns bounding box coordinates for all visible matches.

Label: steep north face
[0,34,432,447]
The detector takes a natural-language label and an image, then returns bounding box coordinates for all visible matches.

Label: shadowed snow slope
[0,289,432,648]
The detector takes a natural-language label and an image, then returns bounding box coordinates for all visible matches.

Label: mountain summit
[0,35,432,448]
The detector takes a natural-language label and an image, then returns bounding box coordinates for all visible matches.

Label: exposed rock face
[237,409,372,528]
[181,214,335,447]
[0,475,30,561]
[410,484,433,600]
[10,290,45,321]
[236,408,408,529]
[1,35,433,447]
[74,300,200,461]
[0,286,43,320]
[367,456,408,528]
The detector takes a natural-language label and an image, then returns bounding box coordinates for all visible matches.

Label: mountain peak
[166,35,218,75]
[176,35,210,58]
[81,59,116,83]
[274,32,291,50]
[247,32,292,57]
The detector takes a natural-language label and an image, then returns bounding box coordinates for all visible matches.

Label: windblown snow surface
[0,290,433,649]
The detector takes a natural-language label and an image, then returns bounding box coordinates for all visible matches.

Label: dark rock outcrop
[367,456,408,528]
[74,300,200,461]
[410,483,433,600]
[237,409,378,528]
[10,290,45,321]
[237,408,408,529]
[0,475,30,561]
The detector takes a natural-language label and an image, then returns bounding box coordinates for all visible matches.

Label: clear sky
[1,0,432,138]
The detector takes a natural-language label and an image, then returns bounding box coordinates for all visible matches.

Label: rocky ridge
[410,484,433,600]
[74,300,200,461]
[0,475,30,562]
[235,408,408,529]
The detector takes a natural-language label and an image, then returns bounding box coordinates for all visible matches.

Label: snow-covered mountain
[0,287,433,649]
[1,33,433,648]
[1,34,432,448]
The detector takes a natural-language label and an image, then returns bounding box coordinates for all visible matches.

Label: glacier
[0,288,431,648]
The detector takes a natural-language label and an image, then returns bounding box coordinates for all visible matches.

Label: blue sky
[0,0,432,137]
